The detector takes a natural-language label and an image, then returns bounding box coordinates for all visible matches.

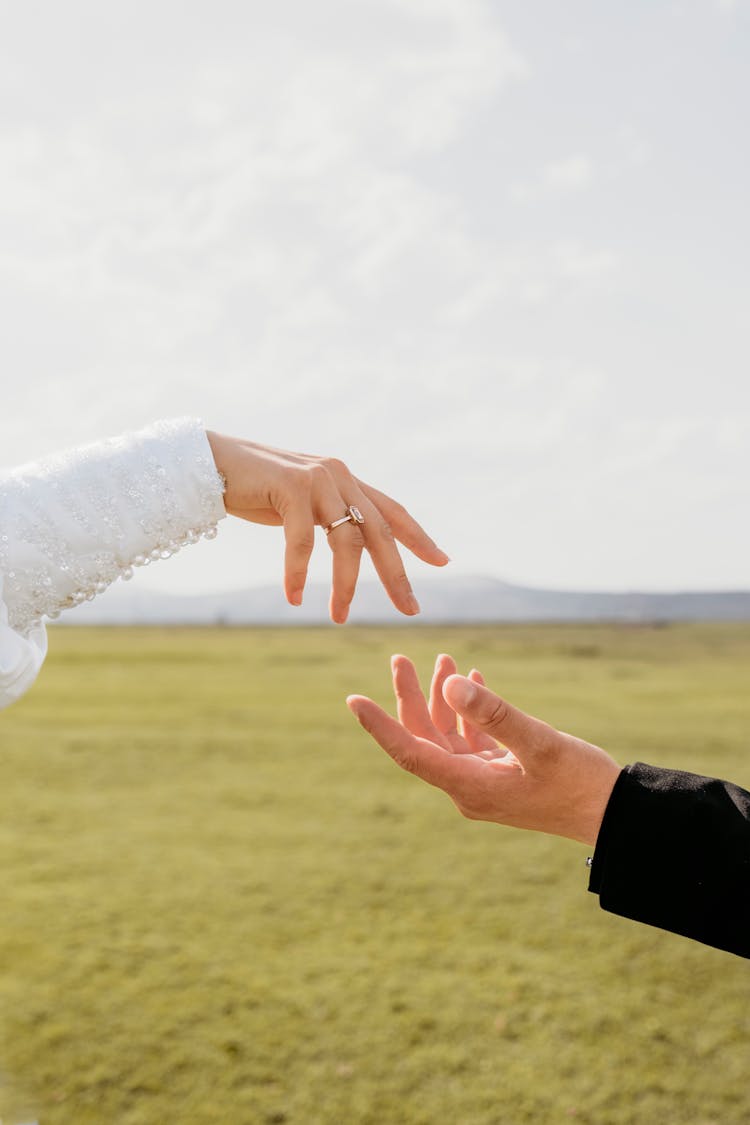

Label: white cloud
[510,154,595,202]
[544,155,593,191]
[1,1,749,593]
[0,0,526,346]
[443,238,618,324]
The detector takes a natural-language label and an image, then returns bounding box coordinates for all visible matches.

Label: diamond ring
[324,505,365,536]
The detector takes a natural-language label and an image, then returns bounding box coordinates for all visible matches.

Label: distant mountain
[59,575,750,626]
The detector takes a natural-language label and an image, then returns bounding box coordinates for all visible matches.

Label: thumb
[443,675,553,762]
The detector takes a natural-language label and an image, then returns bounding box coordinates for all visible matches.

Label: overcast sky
[2,0,748,598]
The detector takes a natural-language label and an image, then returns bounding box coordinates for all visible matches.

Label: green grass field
[1,624,749,1125]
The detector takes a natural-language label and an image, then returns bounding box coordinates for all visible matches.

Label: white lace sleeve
[0,417,226,709]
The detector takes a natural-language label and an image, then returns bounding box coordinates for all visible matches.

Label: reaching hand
[347,653,622,846]
[206,432,449,624]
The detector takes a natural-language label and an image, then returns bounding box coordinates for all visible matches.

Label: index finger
[347,695,465,793]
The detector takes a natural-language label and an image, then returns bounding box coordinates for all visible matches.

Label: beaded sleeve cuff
[0,418,226,635]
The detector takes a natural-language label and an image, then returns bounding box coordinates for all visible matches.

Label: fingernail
[406,593,420,614]
[449,678,476,707]
[290,590,303,606]
[346,697,365,724]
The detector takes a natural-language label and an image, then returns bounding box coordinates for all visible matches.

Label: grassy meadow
[1,623,749,1125]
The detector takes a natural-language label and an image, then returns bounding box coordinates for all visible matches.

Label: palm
[349,652,621,844]
[394,653,511,765]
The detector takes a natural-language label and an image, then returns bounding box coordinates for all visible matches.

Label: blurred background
[3,8,750,1122]
[1,0,748,598]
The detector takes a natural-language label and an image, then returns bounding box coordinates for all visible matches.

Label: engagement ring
[324,506,365,535]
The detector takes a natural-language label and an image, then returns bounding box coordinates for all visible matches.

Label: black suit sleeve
[588,762,750,959]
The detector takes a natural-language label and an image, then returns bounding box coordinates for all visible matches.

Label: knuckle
[308,463,331,489]
[479,697,510,732]
[289,466,313,494]
[329,527,365,554]
[322,455,349,478]
[292,533,315,554]
[389,568,410,591]
[378,520,395,543]
[392,747,418,775]
[347,527,366,551]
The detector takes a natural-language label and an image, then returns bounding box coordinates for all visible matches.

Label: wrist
[205,430,225,475]
[206,430,231,501]
[577,761,622,847]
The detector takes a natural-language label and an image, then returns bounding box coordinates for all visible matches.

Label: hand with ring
[206,431,449,623]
